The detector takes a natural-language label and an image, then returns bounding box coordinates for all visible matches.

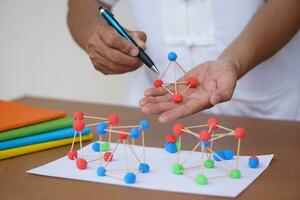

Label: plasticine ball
[175,141,181,150]
[213,149,225,161]
[235,127,246,139]
[166,134,176,143]
[139,163,150,173]
[224,149,235,160]
[204,159,214,168]
[130,128,140,139]
[230,169,241,179]
[97,122,107,135]
[188,77,198,88]
[139,120,150,131]
[172,163,184,175]
[124,172,136,184]
[104,152,113,162]
[73,111,84,120]
[101,142,109,152]
[108,114,119,125]
[196,175,208,185]
[97,166,106,176]
[118,132,128,140]
[92,142,100,152]
[67,150,77,160]
[207,118,218,131]
[173,93,183,103]
[172,123,185,136]
[76,158,87,170]
[199,130,211,142]
[165,142,177,153]
[168,51,177,61]
[154,79,163,88]
[248,156,259,168]
[73,120,85,132]
[201,141,211,148]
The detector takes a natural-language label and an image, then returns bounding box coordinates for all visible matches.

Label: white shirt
[102,0,300,121]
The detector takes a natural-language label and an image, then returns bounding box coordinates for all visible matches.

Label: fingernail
[130,47,139,56]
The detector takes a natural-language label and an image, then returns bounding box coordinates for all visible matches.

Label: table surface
[0,96,299,200]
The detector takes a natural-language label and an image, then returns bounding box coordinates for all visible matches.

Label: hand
[139,57,240,123]
[87,24,147,74]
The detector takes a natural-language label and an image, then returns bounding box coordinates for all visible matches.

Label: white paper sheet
[27,143,274,198]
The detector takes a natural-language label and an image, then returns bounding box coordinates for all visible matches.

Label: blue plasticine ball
[139,163,150,173]
[213,149,225,161]
[97,166,106,176]
[139,120,149,131]
[224,149,235,160]
[248,157,259,168]
[201,141,211,148]
[165,142,177,153]
[92,142,100,152]
[168,51,177,61]
[97,122,107,135]
[124,172,136,184]
[130,128,140,139]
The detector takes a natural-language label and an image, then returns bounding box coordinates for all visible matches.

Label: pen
[99,6,160,75]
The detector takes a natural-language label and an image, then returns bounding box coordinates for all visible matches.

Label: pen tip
[151,65,160,75]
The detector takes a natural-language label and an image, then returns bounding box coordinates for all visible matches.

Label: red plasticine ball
[108,114,119,125]
[188,77,198,88]
[199,130,211,142]
[172,124,185,136]
[73,120,85,131]
[166,134,176,143]
[207,118,219,131]
[67,150,78,160]
[73,111,84,120]
[76,158,87,170]
[154,79,163,88]
[173,93,183,103]
[235,127,246,139]
[118,132,128,140]
[104,152,113,162]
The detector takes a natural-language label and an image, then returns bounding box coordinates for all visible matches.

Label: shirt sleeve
[96,0,120,6]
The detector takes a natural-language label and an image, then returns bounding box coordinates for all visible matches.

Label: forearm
[221,0,300,78]
[67,0,110,51]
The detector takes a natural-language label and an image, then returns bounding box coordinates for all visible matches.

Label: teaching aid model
[164,118,260,185]
[153,51,199,103]
[67,112,150,184]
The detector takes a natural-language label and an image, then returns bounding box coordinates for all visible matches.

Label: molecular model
[68,111,150,184]
[164,118,260,185]
[153,51,199,104]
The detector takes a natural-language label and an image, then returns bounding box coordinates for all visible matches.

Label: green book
[0,117,73,142]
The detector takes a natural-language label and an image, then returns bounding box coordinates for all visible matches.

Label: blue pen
[99,6,160,75]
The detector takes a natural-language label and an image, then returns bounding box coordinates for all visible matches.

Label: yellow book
[0,133,92,160]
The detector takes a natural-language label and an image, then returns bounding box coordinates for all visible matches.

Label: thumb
[129,31,147,50]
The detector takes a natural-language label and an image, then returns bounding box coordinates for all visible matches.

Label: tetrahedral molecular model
[164,118,260,185]
[67,111,150,184]
[153,51,199,104]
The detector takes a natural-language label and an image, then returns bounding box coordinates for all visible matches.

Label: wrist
[218,54,242,79]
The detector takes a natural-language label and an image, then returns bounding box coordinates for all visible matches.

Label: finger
[93,40,142,69]
[129,31,147,50]
[98,26,139,56]
[139,94,173,107]
[141,101,177,114]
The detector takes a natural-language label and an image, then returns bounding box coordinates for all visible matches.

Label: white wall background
[0,0,134,105]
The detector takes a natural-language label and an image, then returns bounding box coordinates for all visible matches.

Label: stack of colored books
[0,100,92,160]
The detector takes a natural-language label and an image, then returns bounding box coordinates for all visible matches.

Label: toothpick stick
[201,145,205,175]
[86,122,100,127]
[104,129,129,135]
[174,61,188,74]
[111,125,139,129]
[177,136,182,163]
[160,61,172,79]
[173,64,177,93]
[142,131,145,163]
[79,131,82,149]
[124,140,129,172]
[181,142,200,165]
[106,173,123,181]
[126,141,141,163]
[185,124,207,129]
[104,140,120,168]
[217,125,234,132]
[181,84,191,94]
[181,129,198,139]
[108,125,112,149]
[236,138,241,169]
[99,135,103,166]
[84,115,107,120]
[70,131,77,151]
[161,84,174,95]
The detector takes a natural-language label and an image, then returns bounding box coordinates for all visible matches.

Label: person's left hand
[139,57,240,123]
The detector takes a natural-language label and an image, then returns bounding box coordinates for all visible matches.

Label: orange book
[0,100,66,132]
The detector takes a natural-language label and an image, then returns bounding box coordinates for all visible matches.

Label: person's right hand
[87,24,147,74]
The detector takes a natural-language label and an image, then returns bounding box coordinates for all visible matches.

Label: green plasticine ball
[172,163,184,175]
[204,159,214,169]
[230,169,241,179]
[196,175,208,185]
[101,142,109,152]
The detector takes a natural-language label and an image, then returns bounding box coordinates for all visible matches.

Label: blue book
[0,127,91,150]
